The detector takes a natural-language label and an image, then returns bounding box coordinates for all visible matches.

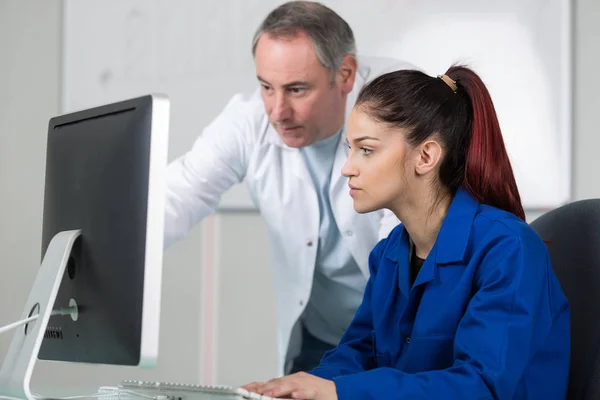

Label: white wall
[0,0,599,391]
[572,0,600,200]
[0,0,207,389]
[216,213,277,386]
[61,0,573,211]
[0,0,61,383]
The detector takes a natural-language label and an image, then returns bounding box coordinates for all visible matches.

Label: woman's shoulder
[473,204,545,250]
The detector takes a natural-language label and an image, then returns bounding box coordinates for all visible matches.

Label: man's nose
[270,92,292,121]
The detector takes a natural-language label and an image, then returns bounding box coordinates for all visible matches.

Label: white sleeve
[164,93,257,247]
[378,209,400,240]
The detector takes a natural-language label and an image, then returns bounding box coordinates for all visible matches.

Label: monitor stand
[0,230,81,400]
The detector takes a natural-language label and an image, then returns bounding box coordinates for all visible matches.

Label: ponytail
[447,66,525,221]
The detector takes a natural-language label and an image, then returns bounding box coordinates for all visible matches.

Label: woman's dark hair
[355,65,525,221]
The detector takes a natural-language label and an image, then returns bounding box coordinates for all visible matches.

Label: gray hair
[251,1,356,79]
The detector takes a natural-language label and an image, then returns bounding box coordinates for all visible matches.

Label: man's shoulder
[215,87,273,144]
[223,87,266,119]
[356,55,422,82]
[349,56,422,107]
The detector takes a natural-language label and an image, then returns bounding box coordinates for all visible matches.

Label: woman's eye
[361,148,373,155]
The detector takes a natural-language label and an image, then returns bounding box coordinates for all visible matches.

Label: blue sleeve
[332,233,570,399]
[308,238,387,380]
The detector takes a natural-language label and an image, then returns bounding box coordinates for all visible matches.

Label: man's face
[254,32,353,148]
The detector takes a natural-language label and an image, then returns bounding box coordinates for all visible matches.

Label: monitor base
[0,230,81,400]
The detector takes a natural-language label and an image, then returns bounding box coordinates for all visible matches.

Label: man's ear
[338,55,357,94]
[415,139,443,176]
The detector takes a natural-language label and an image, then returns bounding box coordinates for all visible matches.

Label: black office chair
[530,199,600,400]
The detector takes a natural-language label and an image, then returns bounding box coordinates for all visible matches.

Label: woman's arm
[308,238,389,380]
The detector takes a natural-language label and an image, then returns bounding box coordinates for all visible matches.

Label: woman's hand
[242,372,338,400]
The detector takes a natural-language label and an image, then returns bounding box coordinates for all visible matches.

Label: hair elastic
[438,74,458,93]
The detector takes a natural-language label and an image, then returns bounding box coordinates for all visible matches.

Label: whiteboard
[62,0,572,211]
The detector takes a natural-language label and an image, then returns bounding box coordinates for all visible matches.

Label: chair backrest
[530,199,600,400]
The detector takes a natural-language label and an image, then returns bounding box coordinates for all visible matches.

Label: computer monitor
[0,94,170,400]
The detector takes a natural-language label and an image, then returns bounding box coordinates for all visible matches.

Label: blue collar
[386,187,479,263]
[433,187,479,265]
[384,188,479,295]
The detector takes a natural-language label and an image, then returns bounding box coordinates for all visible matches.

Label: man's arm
[164,93,256,247]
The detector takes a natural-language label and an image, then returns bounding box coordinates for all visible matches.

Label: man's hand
[241,372,338,400]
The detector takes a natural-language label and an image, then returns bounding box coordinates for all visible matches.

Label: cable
[0,306,78,335]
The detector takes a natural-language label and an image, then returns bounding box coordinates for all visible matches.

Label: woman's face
[342,108,416,214]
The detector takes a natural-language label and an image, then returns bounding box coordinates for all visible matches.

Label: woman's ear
[415,140,443,176]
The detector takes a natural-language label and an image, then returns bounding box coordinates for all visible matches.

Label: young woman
[244,66,570,399]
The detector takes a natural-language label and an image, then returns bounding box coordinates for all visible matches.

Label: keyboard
[100,380,289,400]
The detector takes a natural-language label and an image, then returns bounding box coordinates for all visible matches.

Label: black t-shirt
[410,246,425,287]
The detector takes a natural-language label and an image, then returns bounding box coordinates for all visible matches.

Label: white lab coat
[165,56,417,375]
